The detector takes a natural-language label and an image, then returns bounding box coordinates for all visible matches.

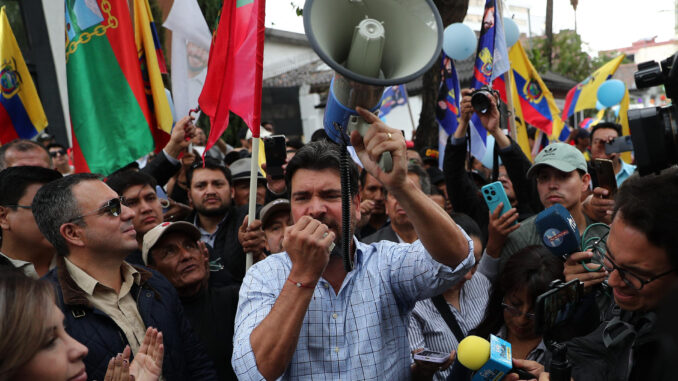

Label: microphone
[455,335,536,381]
[534,204,581,260]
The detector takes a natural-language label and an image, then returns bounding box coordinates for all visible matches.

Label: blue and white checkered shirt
[232,235,475,380]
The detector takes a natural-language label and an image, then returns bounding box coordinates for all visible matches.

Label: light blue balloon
[596,100,605,110]
[443,23,477,60]
[503,17,520,47]
[597,79,626,107]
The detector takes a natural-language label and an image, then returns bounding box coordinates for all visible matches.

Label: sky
[264,0,676,55]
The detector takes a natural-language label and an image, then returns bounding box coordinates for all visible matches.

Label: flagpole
[402,86,417,138]
[245,138,259,271]
[497,0,518,142]
[532,129,542,158]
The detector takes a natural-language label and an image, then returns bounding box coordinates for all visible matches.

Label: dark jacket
[443,135,540,240]
[362,224,399,244]
[141,150,181,188]
[187,204,257,283]
[45,256,219,381]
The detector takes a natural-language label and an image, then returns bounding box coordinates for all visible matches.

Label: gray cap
[260,198,290,228]
[526,143,588,178]
[141,222,201,265]
[230,158,265,181]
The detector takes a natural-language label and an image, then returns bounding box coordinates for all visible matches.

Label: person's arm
[444,90,490,236]
[142,116,196,187]
[353,107,469,267]
[237,217,335,380]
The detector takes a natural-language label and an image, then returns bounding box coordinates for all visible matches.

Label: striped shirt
[408,272,492,381]
[232,236,475,380]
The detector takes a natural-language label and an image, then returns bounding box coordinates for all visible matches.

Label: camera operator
[443,88,540,243]
[565,170,678,381]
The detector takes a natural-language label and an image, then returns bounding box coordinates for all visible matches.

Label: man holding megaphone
[232,109,476,380]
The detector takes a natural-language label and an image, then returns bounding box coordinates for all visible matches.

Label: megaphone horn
[304,0,443,171]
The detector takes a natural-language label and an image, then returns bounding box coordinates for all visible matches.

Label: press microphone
[534,204,581,260]
[455,335,536,381]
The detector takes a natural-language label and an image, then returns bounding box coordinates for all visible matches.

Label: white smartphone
[413,349,450,364]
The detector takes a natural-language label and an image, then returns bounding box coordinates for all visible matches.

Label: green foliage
[527,30,633,82]
[197,0,223,31]
[527,30,593,82]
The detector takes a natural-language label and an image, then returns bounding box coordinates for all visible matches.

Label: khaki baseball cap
[526,143,588,178]
[142,221,201,265]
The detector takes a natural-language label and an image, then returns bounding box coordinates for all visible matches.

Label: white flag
[163,0,212,117]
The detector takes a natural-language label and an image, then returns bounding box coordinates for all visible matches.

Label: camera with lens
[470,86,499,114]
[628,51,678,175]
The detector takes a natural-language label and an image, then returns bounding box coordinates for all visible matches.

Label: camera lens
[471,89,493,114]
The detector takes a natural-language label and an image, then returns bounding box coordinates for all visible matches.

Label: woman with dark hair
[409,213,491,381]
[473,245,564,362]
[0,270,163,381]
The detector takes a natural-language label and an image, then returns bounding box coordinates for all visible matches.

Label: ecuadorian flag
[559,55,625,139]
[0,6,47,144]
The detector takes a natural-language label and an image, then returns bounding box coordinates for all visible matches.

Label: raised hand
[130,327,164,381]
[351,107,408,192]
[282,216,335,286]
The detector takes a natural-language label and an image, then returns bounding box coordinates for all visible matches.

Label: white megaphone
[304,0,443,171]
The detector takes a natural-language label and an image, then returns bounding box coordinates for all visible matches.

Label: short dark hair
[186,157,232,187]
[613,170,678,269]
[32,173,100,256]
[0,140,51,170]
[408,162,431,195]
[286,137,304,151]
[106,170,158,196]
[591,122,622,140]
[285,140,359,196]
[46,143,67,151]
[0,167,62,207]
[450,212,485,250]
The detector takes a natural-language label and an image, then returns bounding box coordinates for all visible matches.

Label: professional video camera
[628,51,678,175]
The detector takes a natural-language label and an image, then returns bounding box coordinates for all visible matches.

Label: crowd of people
[0,90,676,381]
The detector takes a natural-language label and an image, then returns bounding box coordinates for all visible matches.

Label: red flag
[199,0,265,152]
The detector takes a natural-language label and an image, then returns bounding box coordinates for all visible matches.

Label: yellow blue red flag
[0,6,47,144]
[560,55,625,139]
[134,0,172,143]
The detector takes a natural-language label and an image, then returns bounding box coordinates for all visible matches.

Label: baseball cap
[526,143,588,178]
[230,158,265,182]
[260,198,291,228]
[142,221,201,265]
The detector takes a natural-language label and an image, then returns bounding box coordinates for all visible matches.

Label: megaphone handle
[348,115,393,173]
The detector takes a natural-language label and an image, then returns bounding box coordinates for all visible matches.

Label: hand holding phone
[413,349,451,364]
[592,158,617,197]
[263,135,287,180]
[481,182,516,225]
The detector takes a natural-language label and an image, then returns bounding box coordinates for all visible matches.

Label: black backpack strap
[431,294,465,342]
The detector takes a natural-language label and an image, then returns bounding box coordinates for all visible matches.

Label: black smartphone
[535,279,584,335]
[263,135,287,180]
[605,136,633,155]
[592,158,617,197]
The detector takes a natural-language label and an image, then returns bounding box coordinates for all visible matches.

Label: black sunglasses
[67,197,125,223]
[49,150,67,157]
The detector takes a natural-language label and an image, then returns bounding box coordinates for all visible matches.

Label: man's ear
[59,223,86,249]
[581,173,592,192]
[0,206,10,230]
[353,192,361,222]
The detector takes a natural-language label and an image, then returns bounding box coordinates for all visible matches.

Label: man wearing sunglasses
[0,166,62,278]
[33,174,219,381]
[565,171,678,381]
[47,143,74,175]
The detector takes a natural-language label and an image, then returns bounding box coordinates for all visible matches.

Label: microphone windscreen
[457,335,490,371]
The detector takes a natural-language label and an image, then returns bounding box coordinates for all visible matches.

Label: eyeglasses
[67,197,125,223]
[501,300,536,320]
[2,204,32,211]
[49,150,67,157]
[601,248,676,291]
